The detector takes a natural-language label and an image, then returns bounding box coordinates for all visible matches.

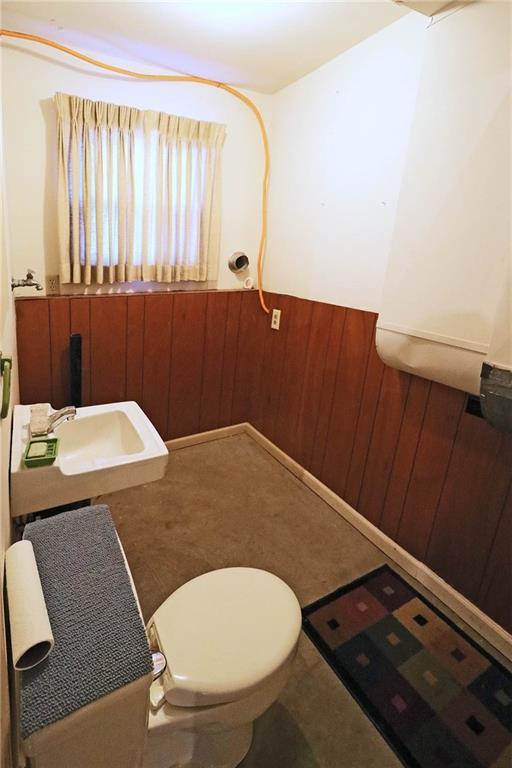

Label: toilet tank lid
[149,567,301,707]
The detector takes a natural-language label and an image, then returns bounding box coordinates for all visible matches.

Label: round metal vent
[228,252,249,273]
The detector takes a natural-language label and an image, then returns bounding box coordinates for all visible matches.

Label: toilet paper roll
[6,540,54,670]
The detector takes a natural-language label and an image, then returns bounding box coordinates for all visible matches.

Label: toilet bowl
[142,567,302,768]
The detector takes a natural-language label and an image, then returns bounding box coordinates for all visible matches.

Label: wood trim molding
[376,321,490,354]
[167,422,512,664]
[165,423,247,451]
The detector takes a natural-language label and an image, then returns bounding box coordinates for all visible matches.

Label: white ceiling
[1,2,408,94]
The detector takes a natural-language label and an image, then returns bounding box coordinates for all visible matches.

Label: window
[55,93,226,285]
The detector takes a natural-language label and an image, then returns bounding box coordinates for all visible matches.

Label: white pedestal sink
[10,401,169,517]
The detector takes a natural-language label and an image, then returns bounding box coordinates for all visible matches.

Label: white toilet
[142,567,302,768]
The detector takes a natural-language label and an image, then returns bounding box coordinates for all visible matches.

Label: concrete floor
[98,432,494,768]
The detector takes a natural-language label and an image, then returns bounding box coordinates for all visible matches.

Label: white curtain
[55,92,226,285]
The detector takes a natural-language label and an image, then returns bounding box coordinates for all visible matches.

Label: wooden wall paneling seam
[198,296,209,430]
[70,298,91,406]
[231,291,268,425]
[124,297,128,402]
[228,291,249,425]
[319,309,374,497]
[476,481,512,631]
[375,370,412,528]
[249,290,275,432]
[294,301,334,470]
[90,296,128,404]
[478,476,512,600]
[126,294,145,404]
[218,291,242,427]
[16,299,52,405]
[199,292,228,433]
[396,384,465,561]
[199,293,222,432]
[138,295,147,407]
[168,292,208,439]
[48,297,71,409]
[273,296,314,460]
[420,399,465,557]
[260,294,286,445]
[357,367,412,527]
[344,331,387,511]
[343,322,385,509]
[236,291,263,433]
[302,301,336,473]
[256,294,290,442]
[310,304,347,478]
[142,293,173,439]
[270,292,292,448]
[252,292,279,435]
[379,377,432,539]
[425,421,512,601]
[286,296,315,460]
[166,294,177,439]
[389,379,434,541]
[421,404,482,571]
[255,291,274,424]
[214,293,229,426]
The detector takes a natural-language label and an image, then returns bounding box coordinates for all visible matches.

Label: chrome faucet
[47,406,77,433]
[11,268,43,292]
[31,406,77,437]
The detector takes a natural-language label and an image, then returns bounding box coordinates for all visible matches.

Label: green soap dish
[23,438,59,468]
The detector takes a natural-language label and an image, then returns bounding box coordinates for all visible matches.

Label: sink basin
[10,402,169,517]
[57,410,145,474]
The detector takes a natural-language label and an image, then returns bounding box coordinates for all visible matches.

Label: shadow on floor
[240,702,320,768]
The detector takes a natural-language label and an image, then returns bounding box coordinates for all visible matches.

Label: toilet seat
[147,567,302,708]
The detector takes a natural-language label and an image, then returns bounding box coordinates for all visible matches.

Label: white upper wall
[1,39,272,293]
[265,12,427,312]
[380,0,510,347]
[2,4,509,316]
[376,0,511,395]
[2,2,407,94]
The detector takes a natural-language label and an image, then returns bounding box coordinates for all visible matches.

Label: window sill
[60,279,216,295]
[14,283,252,300]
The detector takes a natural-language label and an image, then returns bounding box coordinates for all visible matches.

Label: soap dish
[23,438,59,468]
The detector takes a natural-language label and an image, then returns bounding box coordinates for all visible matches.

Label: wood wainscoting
[16,290,243,439]
[15,290,512,632]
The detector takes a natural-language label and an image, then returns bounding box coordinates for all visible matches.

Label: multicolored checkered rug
[302,565,511,768]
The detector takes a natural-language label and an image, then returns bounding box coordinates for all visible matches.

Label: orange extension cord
[0,28,270,314]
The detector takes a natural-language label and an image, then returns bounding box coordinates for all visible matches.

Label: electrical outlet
[45,274,60,295]
[271,308,281,330]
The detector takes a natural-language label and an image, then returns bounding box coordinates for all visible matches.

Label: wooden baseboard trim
[243,424,512,662]
[165,423,247,451]
[166,422,512,662]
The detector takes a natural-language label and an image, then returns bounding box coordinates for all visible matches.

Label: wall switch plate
[45,275,60,295]
[271,308,281,330]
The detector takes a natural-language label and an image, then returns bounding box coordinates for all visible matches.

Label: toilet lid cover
[150,567,301,707]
